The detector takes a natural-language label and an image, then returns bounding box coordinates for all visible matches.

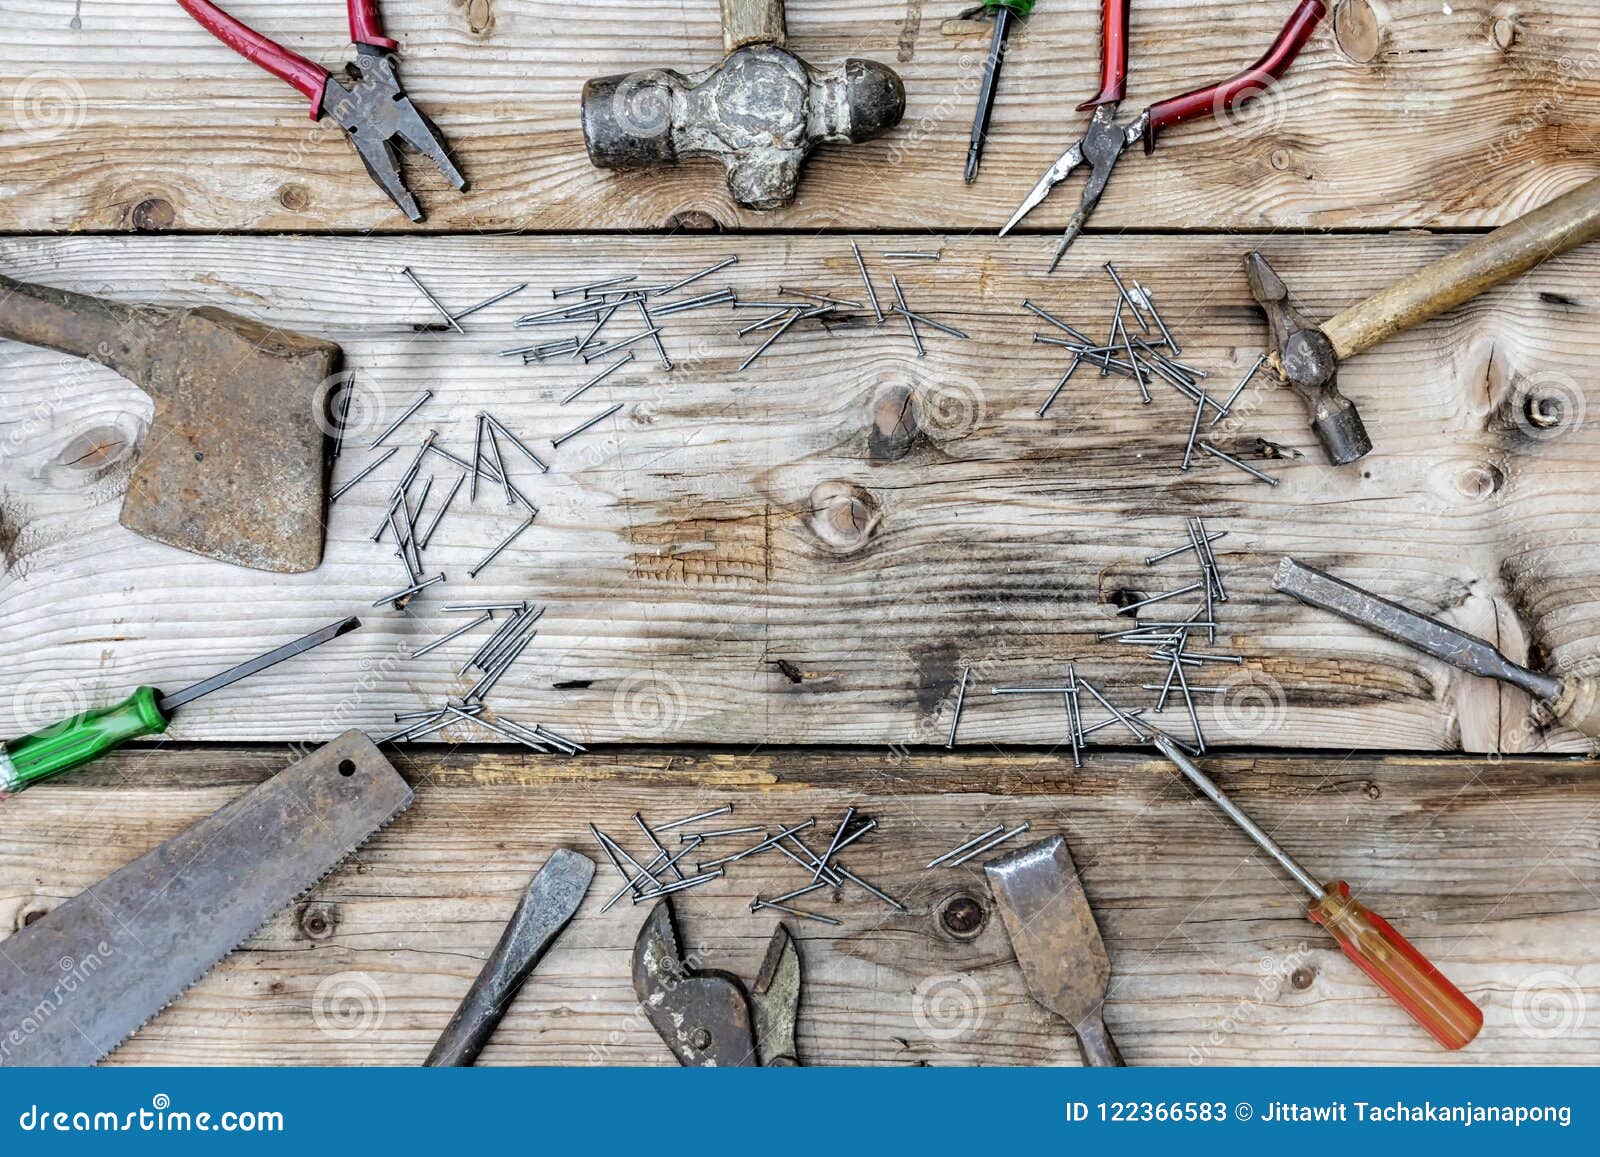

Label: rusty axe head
[0,273,339,573]
[580,0,906,211]
[1244,252,1373,466]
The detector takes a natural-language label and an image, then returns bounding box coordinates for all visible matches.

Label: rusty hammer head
[580,0,905,211]
[1244,252,1373,466]
[0,273,339,573]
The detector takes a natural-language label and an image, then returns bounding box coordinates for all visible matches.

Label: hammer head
[123,307,338,573]
[0,273,338,573]
[581,44,905,211]
[1244,252,1373,466]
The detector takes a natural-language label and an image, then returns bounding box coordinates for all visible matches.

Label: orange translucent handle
[1308,881,1482,1050]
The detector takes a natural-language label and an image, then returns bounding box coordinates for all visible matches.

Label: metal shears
[632,898,802,1066]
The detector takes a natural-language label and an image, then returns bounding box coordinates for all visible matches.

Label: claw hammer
[1248,174,1600,465]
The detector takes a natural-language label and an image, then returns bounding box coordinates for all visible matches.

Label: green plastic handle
[0,687,169,794]
[984,0,1038,16]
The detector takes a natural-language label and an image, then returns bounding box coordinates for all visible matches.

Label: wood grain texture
[1,1,1597,232]
[1,745,1594,1066]
[3,232,1599,753]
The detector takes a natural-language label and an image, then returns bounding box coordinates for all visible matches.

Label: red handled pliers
[178,0,467,222]
[999,0,1326,270]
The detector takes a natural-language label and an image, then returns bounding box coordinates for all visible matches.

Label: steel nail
[551,403,623,449]
[1197,441,1280,486]
[330,446,399,502]
[401,267,464,334]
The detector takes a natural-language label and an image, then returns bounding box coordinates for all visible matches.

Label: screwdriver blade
[158,616,362,713]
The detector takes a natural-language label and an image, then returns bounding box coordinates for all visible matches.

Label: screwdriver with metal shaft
[963,0,1037,184]
[1142,729,1481,1049]
[0,616,362,796]
[1274,556,1600,739]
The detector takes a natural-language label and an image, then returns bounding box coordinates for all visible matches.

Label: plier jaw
[632,898,803,1067]
[179,0,466,223]
[999,0,1328,270]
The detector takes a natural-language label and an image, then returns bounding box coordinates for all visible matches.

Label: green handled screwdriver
[1,616,361,795]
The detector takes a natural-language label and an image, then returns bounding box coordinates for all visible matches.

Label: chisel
[1273,556,1600,738]
[1,616,361,795]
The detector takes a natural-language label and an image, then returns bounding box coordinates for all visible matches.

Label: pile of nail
[1023,266,1276,486]
[503,259,735,404]
[967,520,1238,762]
[378,698,583,754]
[844,243,967,359]
[331,393,546,611]
[1098,517,1238,754]
[590,805,903,926]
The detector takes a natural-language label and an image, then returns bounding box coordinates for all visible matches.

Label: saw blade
[0,729,412,1066]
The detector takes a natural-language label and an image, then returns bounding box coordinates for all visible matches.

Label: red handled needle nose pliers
[178,0,466,222]
[999,0,1326,271]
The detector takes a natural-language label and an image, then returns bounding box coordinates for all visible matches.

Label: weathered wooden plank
[2,1,1597,232]
[2,232,1598,753]
[1,746,1594,1066]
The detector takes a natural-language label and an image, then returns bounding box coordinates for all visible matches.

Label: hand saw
[0,730,412,1066]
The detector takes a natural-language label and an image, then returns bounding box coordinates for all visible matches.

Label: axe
[1247,174,1600,465]
[0,273,340,573]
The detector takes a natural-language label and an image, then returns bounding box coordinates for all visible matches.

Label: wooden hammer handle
[1322,174,1600,363]
[722,0,787,53]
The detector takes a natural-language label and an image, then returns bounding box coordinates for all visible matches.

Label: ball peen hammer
[580,0,906,210]
[1247,173,1600,465]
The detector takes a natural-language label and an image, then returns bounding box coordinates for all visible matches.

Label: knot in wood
[805,481,881,554]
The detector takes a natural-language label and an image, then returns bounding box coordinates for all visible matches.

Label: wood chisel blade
[0,730,413,1067]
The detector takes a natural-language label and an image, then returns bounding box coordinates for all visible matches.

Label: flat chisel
[1273,557,1600,739]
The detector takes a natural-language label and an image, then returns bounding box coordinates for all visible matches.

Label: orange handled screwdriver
[1147,730,1482,1049]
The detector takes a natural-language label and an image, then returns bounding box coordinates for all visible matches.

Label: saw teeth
[90,793,415,1064]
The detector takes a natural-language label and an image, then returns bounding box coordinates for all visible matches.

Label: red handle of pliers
[1141,0,1326,152]
[1077,0,1132,111]
[347,0,398,50]
[178,0,329,119]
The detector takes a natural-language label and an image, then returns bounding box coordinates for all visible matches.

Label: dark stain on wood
[910,639,961,716]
